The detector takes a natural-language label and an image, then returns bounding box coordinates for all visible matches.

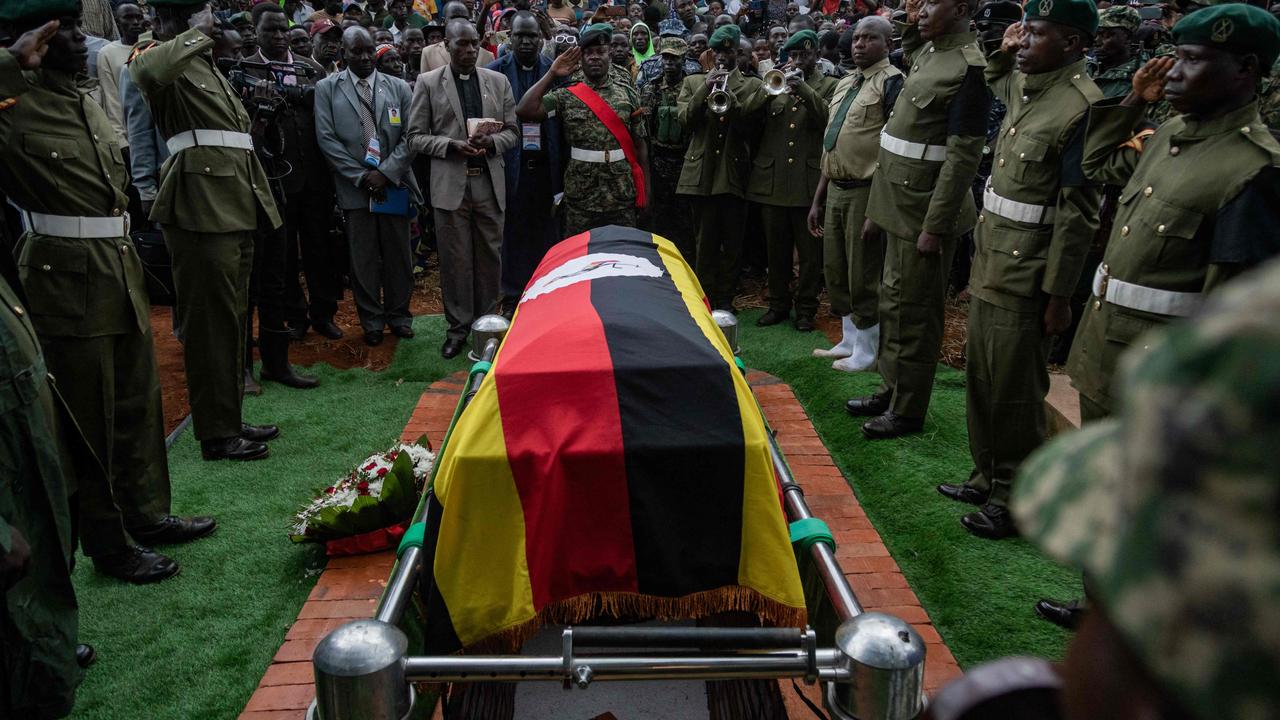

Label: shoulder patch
[0,98,16,112]
[127,40,159,65]
[961,42,986,67]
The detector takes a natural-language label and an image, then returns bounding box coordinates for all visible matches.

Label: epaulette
[960,42,985,66]
[127,39,160,65]
[1239,120,1280,165]
[0,97,16,112]
[1070,70,1104,105]
[1119,127,1156,153]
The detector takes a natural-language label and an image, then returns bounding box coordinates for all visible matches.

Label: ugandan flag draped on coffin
[419,226,806,653]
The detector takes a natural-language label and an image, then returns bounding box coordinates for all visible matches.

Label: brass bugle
[707,72,731,115]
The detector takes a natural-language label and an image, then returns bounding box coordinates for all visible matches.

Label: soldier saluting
[937,0,1104,540]
[131,0,284,462]
[846,0,991,439]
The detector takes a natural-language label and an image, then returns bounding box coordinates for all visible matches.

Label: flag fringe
[465,587,809,654]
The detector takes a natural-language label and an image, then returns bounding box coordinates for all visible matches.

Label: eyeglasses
[554,33,578,45]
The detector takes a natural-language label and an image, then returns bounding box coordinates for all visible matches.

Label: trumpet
[763,63,802,95]
[707,72,731,115]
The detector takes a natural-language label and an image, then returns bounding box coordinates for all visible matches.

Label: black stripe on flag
[586,226,746,597]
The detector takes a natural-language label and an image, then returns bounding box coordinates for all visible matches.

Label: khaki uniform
[0,50,169,557]
[745,68,837,320]
[131,27,282,441]
[963,53,1102,507]
[676,69,765,309]
[865,26,989,420]
[819,58,902,327]
[1068,99,1280,417]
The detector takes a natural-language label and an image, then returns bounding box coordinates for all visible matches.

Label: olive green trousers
[822,183,881,327]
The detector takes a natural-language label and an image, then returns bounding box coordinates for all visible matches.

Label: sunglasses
[554,33,579,45]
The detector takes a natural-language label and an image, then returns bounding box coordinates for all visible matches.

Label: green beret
[0,0,80,23]
[1026,0,1099,36]
[783,29,818,51]
[1097,5,1140,34]
[1173,2,1280,68]
[578,22,614,48]
[708,23,741,51]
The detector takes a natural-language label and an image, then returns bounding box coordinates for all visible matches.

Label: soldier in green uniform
[132,0,284,462]
[935,0,1103,540]
[0,0,217,583]
[641,36,697,261]
[515,23,651,238]
[1089,5,1142,99]
[676,24,764,311]
[1008,257,1280,720]
[1068,2,1280,422]
[809,16,903,370]
[847,0,991,439]
[747,30,837,332]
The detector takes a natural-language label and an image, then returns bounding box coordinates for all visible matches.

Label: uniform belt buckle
[1097,265,1111,299]
[466,167,483,177]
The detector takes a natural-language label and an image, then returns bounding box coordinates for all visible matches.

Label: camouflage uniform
[1013,256,1280,720]
[1089,55,1141,100]
[1259,56,1280,129]
[640,43,696,261]
[544,70,647,237]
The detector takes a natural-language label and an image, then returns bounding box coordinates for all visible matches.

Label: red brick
[834,542,890,559]
[912,623,943,644]
[862,605,930,624]
[239,711,307,720]
[804,497,867,518]
[274,638,321,663]
[857,588,920,607]
[770,420,820,435]
[778,678,825,719]
[795,478,853,496]
[832,529,884,545]
[826,515,874,531]
[244,684,316,712]
[325,552,395,569]
[844,572,908,592]
[791,464,846,479]
[840,556,902,574]
[261,662,316,687]
[777,440,829,455]
[297,599,378,620]
[285,618,352,640]
[307,575,385,602]
[927,642,957,666]
[763,408,809,420]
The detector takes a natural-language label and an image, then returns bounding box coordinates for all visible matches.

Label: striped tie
[357,78,375,145]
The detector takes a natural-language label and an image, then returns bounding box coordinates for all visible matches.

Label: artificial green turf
[69,315,469,720]
[736,310,1081,668]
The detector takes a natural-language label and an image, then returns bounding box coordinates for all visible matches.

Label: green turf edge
[69,315,470,720]
[735,310,1081,668]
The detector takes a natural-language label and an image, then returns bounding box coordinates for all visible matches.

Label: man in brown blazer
[407,19,519,359]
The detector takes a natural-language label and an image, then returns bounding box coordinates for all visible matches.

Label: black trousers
[283,184,342,327]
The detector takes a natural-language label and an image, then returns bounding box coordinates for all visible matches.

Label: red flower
[357,481,371,496]
[324,486,336,495]
[363,462,377,471]
[376,467,388,477]
[388,450,399,460]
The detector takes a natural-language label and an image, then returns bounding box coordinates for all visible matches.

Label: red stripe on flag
[493,234,640,609]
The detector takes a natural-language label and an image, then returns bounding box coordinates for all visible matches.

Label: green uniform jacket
[675,70,764,197]
[0,51,150,340]
[130,27,281,233]
[1069,99,1280,407]
[866,25,988,239]
[0,276,80,719]
[970,53,1102,312]
[744,69,837,207]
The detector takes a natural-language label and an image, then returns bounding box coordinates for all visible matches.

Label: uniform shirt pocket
[1141,198,1204,271]
[1009,135,1054,186]
[977,225,1051,298]
[18,243,89,320]
[751,155,775,194]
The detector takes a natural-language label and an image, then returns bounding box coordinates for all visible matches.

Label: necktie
[357,78,375,145]
[823,74,864,152]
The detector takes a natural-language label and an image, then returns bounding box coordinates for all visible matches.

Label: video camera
[215,57,318,123]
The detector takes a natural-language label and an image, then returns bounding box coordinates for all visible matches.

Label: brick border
[239,370,961,719]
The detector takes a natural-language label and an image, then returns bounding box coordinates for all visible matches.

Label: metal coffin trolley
[307,230,930,720]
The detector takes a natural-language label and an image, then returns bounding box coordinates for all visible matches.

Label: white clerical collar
[457,72,472,80]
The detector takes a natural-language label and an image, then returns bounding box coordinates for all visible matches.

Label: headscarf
[631,22,656,65]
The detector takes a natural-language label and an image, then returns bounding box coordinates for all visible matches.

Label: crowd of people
[1,0,1280,717]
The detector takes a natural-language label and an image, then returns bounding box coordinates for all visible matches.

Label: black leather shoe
[1035,598,1085,630]
[76,644,97,669]
[441,337,465,359]
[241,423,280,442]
[93,546,180,584]
[861,412,924,439]
[286,324,308,341]
[961,504,1019,539]
[364,330,384,346]
[793,316,815,332]
[130,515,217,545]
[845,394,890,417]
[937,483,988,506]
[756,309,789,327]
[313,320,344,340]
[200,436,270,461]
[391,325,415,339]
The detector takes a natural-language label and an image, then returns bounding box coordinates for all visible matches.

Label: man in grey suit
[406,19,518,359]
[315,26,423,346]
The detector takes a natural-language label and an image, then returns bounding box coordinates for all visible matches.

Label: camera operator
[131,0,284,462]
[243,3,343,369]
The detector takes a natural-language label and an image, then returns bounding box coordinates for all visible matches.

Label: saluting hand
[1131,56,1174,105]
[905,0,922,25]
[189,4,216,36]
[551,47,582,78]
[1000,23,1025,54]
[10,21,59,70]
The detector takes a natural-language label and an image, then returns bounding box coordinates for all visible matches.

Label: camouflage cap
[658,36,689,56]
[1013,258,1280,720]
[1098,5,1141,34]
[0,0,80,23]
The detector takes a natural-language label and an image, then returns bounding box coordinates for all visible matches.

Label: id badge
[388,107,402,126]
[522,122,541,151]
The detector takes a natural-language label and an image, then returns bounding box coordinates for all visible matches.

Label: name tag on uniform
[522,122,541,151]
[388,107,401,125]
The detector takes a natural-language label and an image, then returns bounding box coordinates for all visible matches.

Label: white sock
[832,322,879,372]
[812,315,857,358]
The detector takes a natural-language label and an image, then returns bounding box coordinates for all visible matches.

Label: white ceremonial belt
[570,147,626,163]
[166,129,254,154]
[21,210,128,239]
[879,132,948,162]
[1092,264,1202,318]
[982,185,1056,225]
